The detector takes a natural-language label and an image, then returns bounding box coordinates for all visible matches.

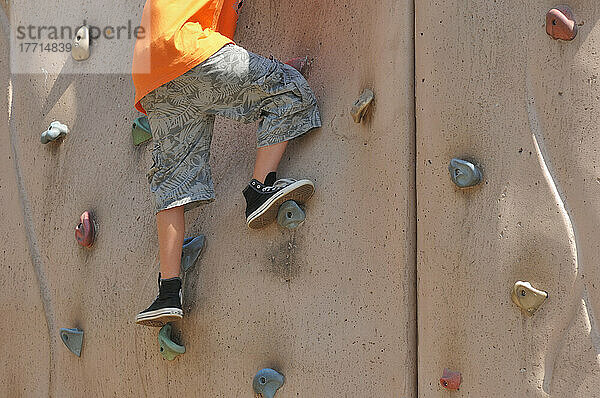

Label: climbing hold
[440,368,461,390]
[181,235,206,273]
[277,201,305,229]
[253,368,285,398]
[132,116,152,146]
[448,158,482,188]
[72,25,90,61]
[511,281,548,316]
[41,121,68,144]
[75,211,97,248]
[59,328,84,357]
[158,323,185,361]
[285,56,309,75]
[546,6,577,41]
[350,88,374,123]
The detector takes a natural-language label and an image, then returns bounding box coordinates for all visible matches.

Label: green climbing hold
[277,201,306,229]
[59,328,84,357]
[158,323,185,361]
[132,116,152,146]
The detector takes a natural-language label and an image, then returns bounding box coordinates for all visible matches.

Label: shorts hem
[257,116,322,149]
[155,192,216,214]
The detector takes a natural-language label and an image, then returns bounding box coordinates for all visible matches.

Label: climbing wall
[417,1,600,396]
[0,0,416,397]
[0,8,51,397]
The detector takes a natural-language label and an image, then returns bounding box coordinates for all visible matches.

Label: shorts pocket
[146,142,162,184]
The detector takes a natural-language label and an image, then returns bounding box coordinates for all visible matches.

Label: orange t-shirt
[132,0,241,113]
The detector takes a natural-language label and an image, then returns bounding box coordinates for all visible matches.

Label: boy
[131,0,321,326]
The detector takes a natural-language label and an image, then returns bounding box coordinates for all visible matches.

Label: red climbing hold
[285,56,309,75]
[75,211,96,248]
[440,368,461,391]
[546,6,577,41]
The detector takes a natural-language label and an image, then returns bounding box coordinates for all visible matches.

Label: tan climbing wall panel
[0,11,50,397]
[417,1,600,396]
[1,0,416,396]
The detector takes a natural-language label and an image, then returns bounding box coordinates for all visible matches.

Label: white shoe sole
[135,308,183,327]
[247,180,314,229]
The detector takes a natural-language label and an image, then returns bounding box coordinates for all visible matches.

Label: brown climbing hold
[285,56,309,75]
[511,281,548,316]
[350,88,375,123]
[75,211,96,248]
[546,6,577,41]
[440,368,461,391]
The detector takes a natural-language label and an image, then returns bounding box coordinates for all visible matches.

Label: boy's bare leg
[135,204,184,326]
[156,205,185,279]
[252,141,288,183]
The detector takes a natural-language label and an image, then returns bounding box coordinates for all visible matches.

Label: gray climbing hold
[72,25,90,61]
[132,116,152,146]
[448,158,482,188]
[59,328,83,357]
[41,121,69,144]
[181,235,206,273]
[253,368,285,398]
[277,201,305,229]
[350,88,374,123]
[158,323,185,361]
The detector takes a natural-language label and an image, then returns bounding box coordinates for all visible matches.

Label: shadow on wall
[0,1,8,37]
[526,6,600,393]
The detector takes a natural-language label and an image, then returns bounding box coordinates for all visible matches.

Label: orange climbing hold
[546,6,577,41]
[75,211,96,248]
[440,368,461,391]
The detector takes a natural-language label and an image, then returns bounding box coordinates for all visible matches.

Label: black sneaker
[135,274,183,327]
[243,172,315,229]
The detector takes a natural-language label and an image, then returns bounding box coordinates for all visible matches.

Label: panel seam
[412,0,418,396]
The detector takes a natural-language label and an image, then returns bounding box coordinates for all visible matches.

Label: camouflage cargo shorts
[140,44,322,213]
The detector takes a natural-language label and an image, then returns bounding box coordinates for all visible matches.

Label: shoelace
[253,178,297,192]
[265,179,296,192]
[272,178,296,187]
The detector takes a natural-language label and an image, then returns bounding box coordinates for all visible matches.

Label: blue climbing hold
[448,158,482,188]
[253,368,285,398]
[158,323,185,361]
[277,201,305,229]
[181,235,206,273]
[59,328,83,357]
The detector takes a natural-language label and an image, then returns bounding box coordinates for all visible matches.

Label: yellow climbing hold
[511,281,548,316]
